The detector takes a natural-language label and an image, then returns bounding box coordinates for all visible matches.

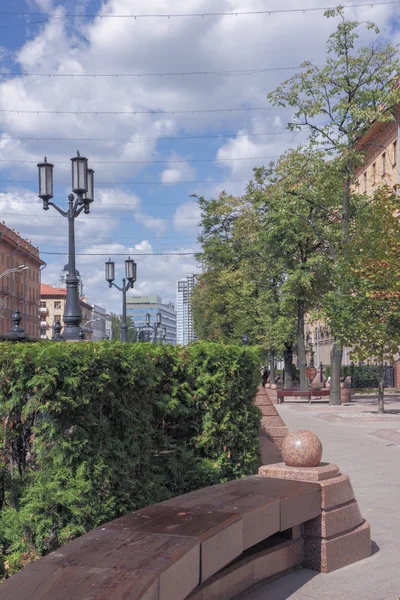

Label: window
[54,301,61,310]
[372,162,376,185]
[382,152,386,176]
[54,315,61,323]
[40,301,46,308]
[363,171,367,193]
[394,141,397,166]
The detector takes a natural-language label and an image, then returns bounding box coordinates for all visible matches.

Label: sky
[0,0,399,314]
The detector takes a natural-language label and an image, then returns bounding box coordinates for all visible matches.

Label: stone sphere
[265,383,271,389]
[270,383,278,390]
[281,430,323,468]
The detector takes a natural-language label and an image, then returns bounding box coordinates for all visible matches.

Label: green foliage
[109,312,135,341]
[0,341,261,578]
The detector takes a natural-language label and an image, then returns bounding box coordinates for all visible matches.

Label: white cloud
[50,239,200,313]
[173,200,201,234]
[161,158,197,184]
[134,212,167,236]
[96,188,141,212]
[0,0,398,308]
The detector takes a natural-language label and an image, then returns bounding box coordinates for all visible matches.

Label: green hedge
[0,341,261,578]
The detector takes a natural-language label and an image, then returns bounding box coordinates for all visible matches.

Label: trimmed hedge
[0,341,261,578]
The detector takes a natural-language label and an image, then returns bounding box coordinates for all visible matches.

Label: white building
[91,304,106,341]
[126,295,177,344]
[176,274,197,346]
[105,314,112,340]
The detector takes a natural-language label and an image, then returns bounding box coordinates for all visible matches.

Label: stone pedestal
[259,463,371,573]
[340,388,352,404]
[253,386,288,451]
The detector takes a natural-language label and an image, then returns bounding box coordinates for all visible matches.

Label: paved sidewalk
[239,401,400,600]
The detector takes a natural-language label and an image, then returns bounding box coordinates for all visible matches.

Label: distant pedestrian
[262,366,269,387]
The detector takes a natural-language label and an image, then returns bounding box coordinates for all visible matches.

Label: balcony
[40,306,48,315]
[40,321,48,328]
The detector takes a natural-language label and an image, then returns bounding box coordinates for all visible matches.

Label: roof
[0,223,45,265]
[41,283,93,311]
[41,283,66,297]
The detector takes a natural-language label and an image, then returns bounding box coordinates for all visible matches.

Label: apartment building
[0,223,45,337]
[176,274,197,346]
[40,284,93,340]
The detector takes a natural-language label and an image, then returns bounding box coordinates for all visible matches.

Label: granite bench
[0,466,371,600]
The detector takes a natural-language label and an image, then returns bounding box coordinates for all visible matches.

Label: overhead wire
[0,178,248,186]
[0,1,398,19]
[0,131,296,143]
[0,65,303,78]
[0,155,277,165]
[0,106,272,116]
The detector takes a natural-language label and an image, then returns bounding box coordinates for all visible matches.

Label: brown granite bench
[277,390,311,404]
[277,389,331,404]
[1,468,370,600]
[1,477,320,600]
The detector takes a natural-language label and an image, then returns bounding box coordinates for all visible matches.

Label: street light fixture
[38,152,95,341]
[138,311,163,343]
[105,257,137,342]
[0,265,28,281]
[79,317,100,342]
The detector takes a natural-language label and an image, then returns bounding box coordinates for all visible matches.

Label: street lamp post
[105,257,137,342]
[37,152,95,341]
[137,312,163,342]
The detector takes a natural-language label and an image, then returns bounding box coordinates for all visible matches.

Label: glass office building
[126,295,177,343]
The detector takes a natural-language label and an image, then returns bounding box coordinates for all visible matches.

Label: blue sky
[0,0,399,313]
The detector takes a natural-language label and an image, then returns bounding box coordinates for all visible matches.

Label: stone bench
[0,463,371,600]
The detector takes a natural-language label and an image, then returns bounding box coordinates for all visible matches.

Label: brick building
[0,223,45,338]
[40,284,93,340]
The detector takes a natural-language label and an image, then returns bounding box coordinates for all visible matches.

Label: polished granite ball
[281,430,323,468]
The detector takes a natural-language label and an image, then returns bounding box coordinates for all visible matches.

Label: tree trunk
[283,344,293,389]
[297,300,308,391]
[269,351,275,384]
[342,174,350,244]
[378,360,385,414]
[329,340,342,405]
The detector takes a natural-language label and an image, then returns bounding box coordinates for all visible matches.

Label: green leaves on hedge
[0,341,261,578]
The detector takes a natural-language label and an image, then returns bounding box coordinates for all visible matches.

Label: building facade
[176,274,197,346]
[92,304,106,341]
[0,223,45,338]
[105,314,112,340]
[126,295,177,343]
[40,284,93,340]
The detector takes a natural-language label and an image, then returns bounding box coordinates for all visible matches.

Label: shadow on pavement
[371,540,380,556]
[239,568,318,599]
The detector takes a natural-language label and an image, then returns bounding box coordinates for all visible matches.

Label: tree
[323,187,400,412]
[268,9,400,403]
[193,147,340,390]
[192,191,297,367]
[248,148,341,389]
[109,313,136,342]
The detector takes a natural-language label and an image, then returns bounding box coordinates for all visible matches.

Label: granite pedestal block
[259,462,371,574]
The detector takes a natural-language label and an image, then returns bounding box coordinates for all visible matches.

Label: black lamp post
[137,311,162,342]
[105,257,137,342]
[241,334,249,346]
[38,152,94,341]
